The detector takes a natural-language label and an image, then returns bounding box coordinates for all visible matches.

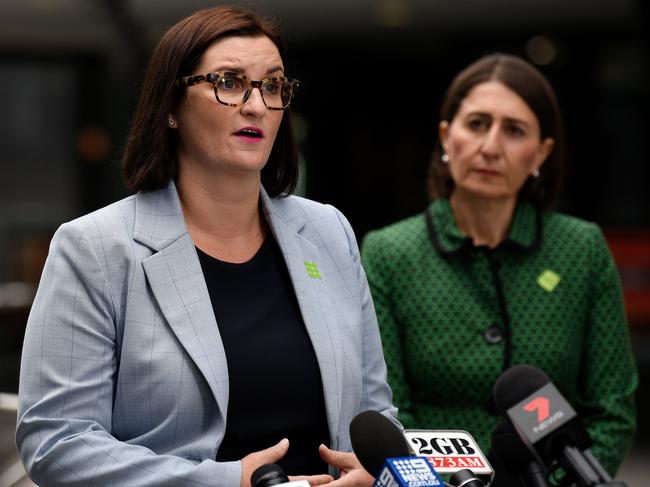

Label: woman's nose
[241,87,267,117]
[480,125,501,157]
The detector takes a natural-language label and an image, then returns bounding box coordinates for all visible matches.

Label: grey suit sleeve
[16,222,241,487]
[330,207,399,424]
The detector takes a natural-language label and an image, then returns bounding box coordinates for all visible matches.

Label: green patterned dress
[361,198,637,475]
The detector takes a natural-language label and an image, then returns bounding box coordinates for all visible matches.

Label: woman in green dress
[361,53,637,478]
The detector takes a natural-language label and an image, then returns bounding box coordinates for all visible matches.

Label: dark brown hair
[122,6,298,196]
[428,53,564,211]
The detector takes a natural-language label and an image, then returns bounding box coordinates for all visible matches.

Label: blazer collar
[133,181,188,251]
[260,186,309,236]
[425,197,542,256]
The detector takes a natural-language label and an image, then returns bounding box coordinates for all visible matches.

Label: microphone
[350,410,444,487]
[403,429,492,486]
[251,464,310,487]
[493,364,627,487]
[490,419,549,487]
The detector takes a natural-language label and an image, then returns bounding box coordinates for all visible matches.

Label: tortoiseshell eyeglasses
[174,71,300,110]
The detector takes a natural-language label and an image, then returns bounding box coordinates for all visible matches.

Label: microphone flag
[403,430,492,476]
[374,457,443,487]
[506,382,577,447]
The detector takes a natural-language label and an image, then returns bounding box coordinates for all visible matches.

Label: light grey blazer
[16,182,397,486]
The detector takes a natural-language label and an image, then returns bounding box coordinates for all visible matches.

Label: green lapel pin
[304,261,322,279]
[537,269,561,292]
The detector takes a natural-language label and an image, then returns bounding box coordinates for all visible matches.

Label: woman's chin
[457,184,516,202]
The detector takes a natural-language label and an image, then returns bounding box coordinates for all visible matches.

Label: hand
[289,474,335,486]
[240,439,334,487]
[240,438,290,487]
[318,444,374,487]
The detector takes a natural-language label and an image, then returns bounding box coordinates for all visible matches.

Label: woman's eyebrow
[207,65,285,76]
[464,111,491,119]
[265,65,285,75]
[502,116,531,128]
[465,111,530,127]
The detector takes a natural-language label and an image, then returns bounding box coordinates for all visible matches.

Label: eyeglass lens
[215,75,293,108]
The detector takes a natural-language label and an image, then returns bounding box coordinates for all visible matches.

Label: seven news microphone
[493,364,628,487]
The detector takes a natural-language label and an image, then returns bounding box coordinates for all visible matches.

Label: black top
[196,236,330,475]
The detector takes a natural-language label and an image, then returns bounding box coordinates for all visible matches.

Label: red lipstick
[233,126,265,142]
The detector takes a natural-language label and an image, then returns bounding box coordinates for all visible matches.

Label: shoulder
[541,213,615,275]
[269,193,355,238]
[543,212,605,247]
[271,193,343,222]
[41,195,139,311]
[54,194,138,244]
[362,212,427,256]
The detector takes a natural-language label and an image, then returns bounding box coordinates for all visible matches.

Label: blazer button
[484,325,503,344]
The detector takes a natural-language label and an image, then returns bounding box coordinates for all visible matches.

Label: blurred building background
[0,0,648,485]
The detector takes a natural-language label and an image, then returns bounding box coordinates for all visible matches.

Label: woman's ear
[534,137,555,170]
[438,121,450,153]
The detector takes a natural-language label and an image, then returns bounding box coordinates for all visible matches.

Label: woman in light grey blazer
[16,6,396,487]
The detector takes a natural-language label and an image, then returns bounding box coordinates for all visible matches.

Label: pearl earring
[168,118,176,127]
[441,154,449,164]
[532,168,540,178]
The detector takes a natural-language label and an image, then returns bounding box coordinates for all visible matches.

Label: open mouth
[234,127,264,139]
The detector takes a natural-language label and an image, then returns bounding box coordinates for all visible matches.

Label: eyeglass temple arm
[174,74,209,87]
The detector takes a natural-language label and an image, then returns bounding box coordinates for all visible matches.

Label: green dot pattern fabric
[361,198,638,476]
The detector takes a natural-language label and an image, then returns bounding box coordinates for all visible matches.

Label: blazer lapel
[261,190,341,442]
[134,183,229,418]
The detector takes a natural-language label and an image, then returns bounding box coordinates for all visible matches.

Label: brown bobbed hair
[428,53,564,211]
[122,6,299,197]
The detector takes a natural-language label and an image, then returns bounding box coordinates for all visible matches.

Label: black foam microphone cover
[493,364,550,413]
[251,464,290,487]
[349,410,411,477]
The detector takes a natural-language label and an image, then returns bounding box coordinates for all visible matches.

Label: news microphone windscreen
[251,463,288,487]
[493,364,550,413]
[349,410,410,477]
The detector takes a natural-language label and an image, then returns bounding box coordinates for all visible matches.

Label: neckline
[196,236,271,268]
